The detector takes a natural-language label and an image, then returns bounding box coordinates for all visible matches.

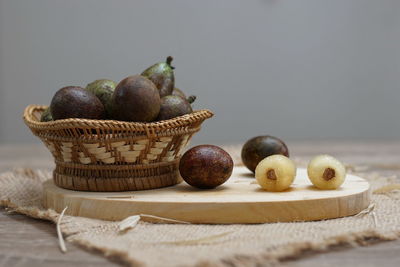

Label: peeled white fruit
[307,155,346,190]
[255,155,296,192]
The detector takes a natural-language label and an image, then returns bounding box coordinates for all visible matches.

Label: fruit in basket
[186,95,197,104]
[255,155,296,192]
[50,86,105,120]
[40,107,53,122]
[171,87,197,104]
[141,56,175,97]
[172,87,186,98]
[86,79,116,118]
[179,145,233,189]
[111,75,160,122]
[156,95,194,121]
[241,135,289,173]
[307,155,346,190]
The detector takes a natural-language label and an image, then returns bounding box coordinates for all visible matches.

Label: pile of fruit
[40,57,196,122]
[179,136,346,191]
[37,56,346,192]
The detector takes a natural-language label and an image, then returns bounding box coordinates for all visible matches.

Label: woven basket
[23,105,213,192]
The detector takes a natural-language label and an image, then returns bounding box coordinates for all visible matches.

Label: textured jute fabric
[1,157,400,266]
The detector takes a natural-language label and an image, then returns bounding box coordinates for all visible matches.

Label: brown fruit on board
[111,75,160,122]
[179,145,234,189]
[50,86,105,120]
[157,95,193,121]
[241,135,289,173]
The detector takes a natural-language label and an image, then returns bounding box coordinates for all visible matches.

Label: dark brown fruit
[50,86,104,120]
[157,95,193,121]
[186,95,196,104]
[179,145,233,189]
[171,88,196,104]
[241,135,289,173]
[172,87,186,98]
[111,75,160,122]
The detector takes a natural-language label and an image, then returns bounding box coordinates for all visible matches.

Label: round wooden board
[43,167,371,224]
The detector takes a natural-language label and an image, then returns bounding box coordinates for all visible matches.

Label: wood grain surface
[1,141,400,267]
[43,167,370,223]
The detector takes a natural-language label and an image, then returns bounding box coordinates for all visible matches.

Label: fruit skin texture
[40,107,53,122]
[307,155,346,190]
[86,79,117,118]
[50,86,105,120]
[179,145,234,189]
[171,87,197,104]
[172,87,186,98]
[111,75,161,122]
[157,95,193,121]
[141,56,175,97]
[241,136,289,173]
[255,155,296,192]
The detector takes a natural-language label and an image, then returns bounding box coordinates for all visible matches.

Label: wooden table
[1,142,400,267]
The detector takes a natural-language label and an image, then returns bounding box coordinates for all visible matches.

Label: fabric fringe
[1,167,400,267]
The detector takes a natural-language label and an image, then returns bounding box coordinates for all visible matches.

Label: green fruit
[141,56,175,97]
[50,86,105,120]
[40,107,53,122]
[187,95,196,104]
[86,79,116,118]
[157,95,193,121]
[112,75,160,122]
[241,136,289,173]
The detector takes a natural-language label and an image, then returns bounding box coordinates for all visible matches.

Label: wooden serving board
[43,167,371,224]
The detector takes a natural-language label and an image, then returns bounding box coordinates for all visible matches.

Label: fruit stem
[266,169,277,180]
[323,168,335,181]
[187,95,197,104]
[166,56,175,69]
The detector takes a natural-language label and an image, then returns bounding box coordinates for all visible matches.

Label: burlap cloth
[1,147,400,267]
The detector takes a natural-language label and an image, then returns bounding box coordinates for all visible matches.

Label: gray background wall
[0,0,399,144]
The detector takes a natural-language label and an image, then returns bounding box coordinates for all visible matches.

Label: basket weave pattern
[24,105,213,191]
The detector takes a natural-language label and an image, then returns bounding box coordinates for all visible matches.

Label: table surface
[1,141,400,267]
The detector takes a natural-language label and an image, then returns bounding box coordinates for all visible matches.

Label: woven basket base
[53,171,183,192]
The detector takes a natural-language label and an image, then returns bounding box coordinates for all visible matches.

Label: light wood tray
[43,167,370,224]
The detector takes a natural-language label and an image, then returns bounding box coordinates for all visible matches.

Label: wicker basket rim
[24,105,213,131]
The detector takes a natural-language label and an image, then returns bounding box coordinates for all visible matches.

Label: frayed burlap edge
[1,199,57,221]
[1,198,144,267]
[1,167,400,267]
[3,192,400,267]
[194,230,400,267]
